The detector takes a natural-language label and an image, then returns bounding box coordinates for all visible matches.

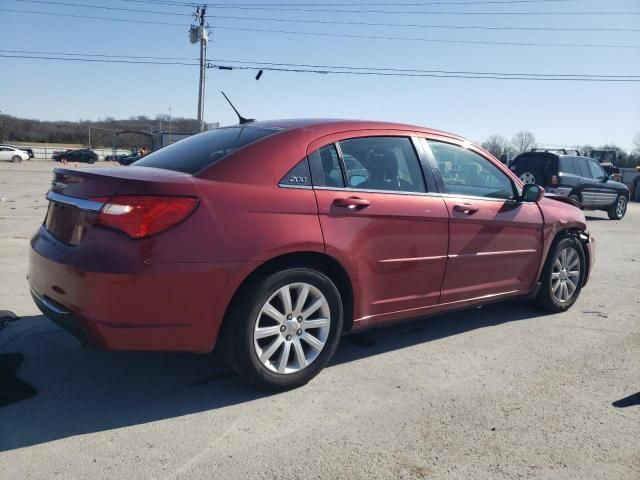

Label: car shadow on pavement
[0,301,543,452]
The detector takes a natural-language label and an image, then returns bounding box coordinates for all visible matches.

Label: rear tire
[534,235,585,313]
[222,268,343,391]
[607,195,627,220]
[519,171,537,184]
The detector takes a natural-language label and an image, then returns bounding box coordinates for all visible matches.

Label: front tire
[11,155,22,163]
[534,235,585,312]
[222,268,343,391]
[607,195,627,220]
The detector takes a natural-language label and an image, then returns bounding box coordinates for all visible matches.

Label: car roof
[240,118,467,143]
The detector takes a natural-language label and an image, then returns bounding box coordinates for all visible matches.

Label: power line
[212,26,640,48]
[21,0,639,15]
[1,8,186,26]
[207,14,640,33]
[3,9,637,48]
[206,0,579,4]
[5,49,639,78]
[168,5,640,15]
[14,0,192,16]
[2,53,639,82]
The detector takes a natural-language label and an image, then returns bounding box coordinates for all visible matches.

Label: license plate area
[45,201,96,245]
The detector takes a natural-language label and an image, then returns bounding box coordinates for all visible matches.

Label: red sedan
[29,119,595,390]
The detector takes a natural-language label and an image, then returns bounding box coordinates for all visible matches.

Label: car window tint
[315,144,345,188]
[279,158,312,187]
[428,141,514,200]
[574,158,589,178]
[337,137,426,193]
[133,126,281,174]
[559,157,576,174]
[587,159,606,179]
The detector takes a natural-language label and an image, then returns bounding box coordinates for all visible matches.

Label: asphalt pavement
[0,161,638,479]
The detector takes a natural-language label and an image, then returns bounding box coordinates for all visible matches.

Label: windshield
[133,126,281,174]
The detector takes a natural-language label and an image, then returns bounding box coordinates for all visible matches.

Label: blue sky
[0,0,639,148]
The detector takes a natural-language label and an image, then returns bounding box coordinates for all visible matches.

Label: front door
[425,139,543,303]
[574,158,601,207]
[309,134,449,324]
[586,158,617,208]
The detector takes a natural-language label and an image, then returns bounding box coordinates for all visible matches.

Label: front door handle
[333,197,370,210]
[452,204,478,215]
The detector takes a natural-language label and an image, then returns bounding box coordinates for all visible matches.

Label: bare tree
[481,134,512,160]
[511,131,536,154]
[575,144,594,156]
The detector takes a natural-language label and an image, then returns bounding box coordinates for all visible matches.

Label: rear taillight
[93,195,199,239]
[550,175,559,186]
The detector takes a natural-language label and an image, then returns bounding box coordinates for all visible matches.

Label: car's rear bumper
[28,226,255,352]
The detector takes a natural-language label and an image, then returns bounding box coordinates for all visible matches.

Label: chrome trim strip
[379,255,447,263]
[449,249,537,258]
[30,288,69,315]
[278,184,313,190]
[313,185,515,203]
[46,191,105,212]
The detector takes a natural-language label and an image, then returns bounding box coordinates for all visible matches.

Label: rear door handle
[333,197,370,210]
[452,204,478,215]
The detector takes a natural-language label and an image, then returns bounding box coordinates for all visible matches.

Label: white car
[0,145,29,163]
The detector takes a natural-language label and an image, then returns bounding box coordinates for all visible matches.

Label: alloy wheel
[616,197,626,218]
[551,247,581,303]
[519,172,536,184]
[253,282,331,374]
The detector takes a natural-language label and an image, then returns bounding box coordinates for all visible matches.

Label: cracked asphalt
[0,161,638,479]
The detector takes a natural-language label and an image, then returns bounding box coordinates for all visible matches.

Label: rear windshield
[133,126,281,174]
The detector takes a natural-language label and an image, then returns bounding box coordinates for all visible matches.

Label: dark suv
[52,149,98,164]
[510,150,629,220]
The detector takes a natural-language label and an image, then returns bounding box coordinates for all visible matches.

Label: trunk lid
[45,167,195,245]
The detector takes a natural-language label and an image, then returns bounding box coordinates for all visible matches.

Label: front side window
[587,159,606,180]
[337,136,426,193]
[428,141,515,199]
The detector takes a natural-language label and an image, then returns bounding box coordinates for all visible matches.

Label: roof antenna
[220,91,255,125]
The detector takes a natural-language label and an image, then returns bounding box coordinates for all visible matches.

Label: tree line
[0,114,200,148]
[481,131,640,168]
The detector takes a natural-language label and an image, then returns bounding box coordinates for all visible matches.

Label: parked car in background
[118,154,141,165]
[0,145,30,163]
[29,119,595,390]
[52,148,98,164]
[2,145,34,159]
[105,153,130,163]
[510,150,629,220]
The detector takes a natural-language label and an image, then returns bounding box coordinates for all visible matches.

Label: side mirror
[600,176,608,183]
[521,183,544,202]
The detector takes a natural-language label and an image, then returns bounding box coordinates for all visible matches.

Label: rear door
[424,139,543,303]
[309,133,449,323]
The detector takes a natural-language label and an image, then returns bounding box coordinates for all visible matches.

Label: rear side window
[559,157,576,174]
[574,158,589,177]
[338,136,426,193]
[133,126,280,174]
[310,144,346,188]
